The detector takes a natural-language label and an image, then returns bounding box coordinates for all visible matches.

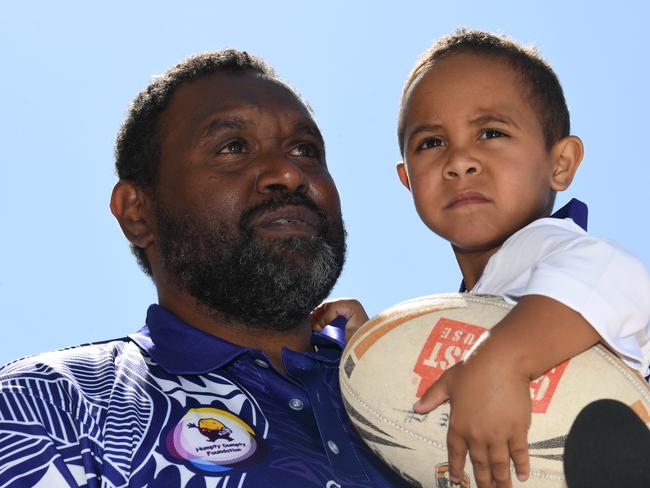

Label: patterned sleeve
[0,382,102,487]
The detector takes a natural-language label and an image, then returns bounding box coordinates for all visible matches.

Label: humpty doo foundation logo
[166,407,259,472]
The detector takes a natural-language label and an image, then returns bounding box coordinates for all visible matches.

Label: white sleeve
[474,218,650,376]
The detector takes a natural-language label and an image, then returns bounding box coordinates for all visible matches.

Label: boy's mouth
[445,191,491,209]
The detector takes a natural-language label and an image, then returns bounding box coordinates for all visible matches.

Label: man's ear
[550,136,584,191]
[110,181,155,249]
[396,161,411,190]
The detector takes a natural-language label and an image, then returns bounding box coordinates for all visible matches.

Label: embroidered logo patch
[166,407,258,472]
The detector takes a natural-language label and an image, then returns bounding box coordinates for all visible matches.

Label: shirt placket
[283,350,370,483]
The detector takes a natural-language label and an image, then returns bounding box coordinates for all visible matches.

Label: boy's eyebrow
[469,113,520,129]
[405,123,444,142]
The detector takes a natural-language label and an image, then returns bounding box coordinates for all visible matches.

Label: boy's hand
[414,342,531,488]
[310,298,369,341]
[413,295,600,488]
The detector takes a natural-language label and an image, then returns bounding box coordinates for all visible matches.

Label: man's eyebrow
[199,117,248,141]
[293,122,324,144]
[469,113,520,129]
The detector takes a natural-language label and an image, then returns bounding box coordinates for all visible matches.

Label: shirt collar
[129,304,343,375]
[459,198,589,292]
[550,198,588,231]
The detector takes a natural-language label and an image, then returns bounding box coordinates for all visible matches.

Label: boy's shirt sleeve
[0,381,101,487]
[473,217,650,377]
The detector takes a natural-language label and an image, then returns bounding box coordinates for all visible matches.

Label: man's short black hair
[397,28,570,155]
[115,49,304,276]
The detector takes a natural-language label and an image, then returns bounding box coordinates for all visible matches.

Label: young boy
[312,29,650,488]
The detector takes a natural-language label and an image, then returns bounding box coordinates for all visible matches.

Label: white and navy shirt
[471,199,650,378]
[0,305,410,487]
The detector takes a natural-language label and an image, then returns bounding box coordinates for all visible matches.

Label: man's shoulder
[1,337,133,374]
[0,337,144,410]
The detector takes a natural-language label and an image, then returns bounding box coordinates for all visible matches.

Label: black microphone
[564,398,650,488]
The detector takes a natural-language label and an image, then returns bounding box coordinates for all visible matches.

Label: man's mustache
[239,192,329,236]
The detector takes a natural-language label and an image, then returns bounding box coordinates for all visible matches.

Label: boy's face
[398,52,571,255]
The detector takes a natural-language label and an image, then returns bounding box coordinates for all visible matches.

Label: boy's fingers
[309,299,369,332]
[310,307,338,329]
[308,305,326,327]
[412,375,449,413]
[467,443,492,488]
[488,444,513,488]
[446,433,468,484]
[508,436,530,481]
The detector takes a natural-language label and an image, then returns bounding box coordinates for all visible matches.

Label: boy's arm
[479,219,650,376]
[415,294,600,488]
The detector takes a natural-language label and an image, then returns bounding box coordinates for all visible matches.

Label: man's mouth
[248,205,323,236]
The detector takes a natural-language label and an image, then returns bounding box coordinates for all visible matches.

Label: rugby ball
[339,293,650,487]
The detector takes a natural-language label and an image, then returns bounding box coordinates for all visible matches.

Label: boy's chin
[448,233,510,254]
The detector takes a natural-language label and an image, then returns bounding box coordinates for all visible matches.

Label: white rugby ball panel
[340,294,650,488]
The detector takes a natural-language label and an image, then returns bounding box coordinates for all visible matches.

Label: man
[0,51,409,487]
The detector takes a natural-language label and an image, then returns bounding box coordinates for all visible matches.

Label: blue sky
[1,1,648,364]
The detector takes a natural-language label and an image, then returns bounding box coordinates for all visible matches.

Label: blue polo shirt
[0,305,410,487]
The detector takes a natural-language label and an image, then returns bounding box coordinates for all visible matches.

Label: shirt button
[288,398,304,411]
[327,440,339,454]
[254,359,270,368]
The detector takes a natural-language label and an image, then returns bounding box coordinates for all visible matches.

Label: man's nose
[255,155,310,194]
[442,147,482,180]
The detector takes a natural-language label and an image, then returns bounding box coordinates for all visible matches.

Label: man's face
[399,52,558,254]
[152,72,345,329]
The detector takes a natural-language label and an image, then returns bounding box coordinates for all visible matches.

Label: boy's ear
[110,181,155,249]
[396,161,411,190]
[550,136,584,191]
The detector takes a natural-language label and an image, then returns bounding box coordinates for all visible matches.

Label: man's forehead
[163,72,319,133]
[173,73,310,114]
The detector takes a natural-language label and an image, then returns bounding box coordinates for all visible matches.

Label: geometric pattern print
[142,360,270,488]
[0,339,271,488]
[147,360,269,434]
[0,340,160,487]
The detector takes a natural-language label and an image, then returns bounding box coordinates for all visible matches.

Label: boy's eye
[417,137,445,150]
[479,129,506,140]
[218,140,247,154]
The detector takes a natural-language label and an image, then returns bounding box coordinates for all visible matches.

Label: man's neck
[157,285,313,373]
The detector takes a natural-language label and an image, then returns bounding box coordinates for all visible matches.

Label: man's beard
[155,192,346,331]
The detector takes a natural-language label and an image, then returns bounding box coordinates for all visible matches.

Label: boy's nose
[443,150,482,179]
[255,155,310,194]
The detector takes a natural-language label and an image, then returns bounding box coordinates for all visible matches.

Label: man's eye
[417,138,444,150]
[480,129,506,139]
[290,143,320,158]
[218,141,246,154]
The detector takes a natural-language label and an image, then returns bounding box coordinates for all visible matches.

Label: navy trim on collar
[129,304,343,375]
[552,198,588,231]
